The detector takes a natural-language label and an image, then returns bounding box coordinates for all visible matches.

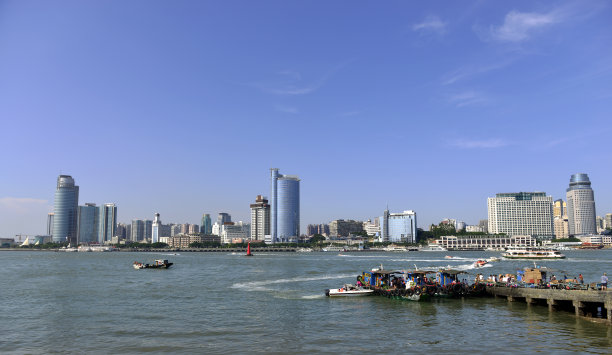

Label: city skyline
[1,1,611,238]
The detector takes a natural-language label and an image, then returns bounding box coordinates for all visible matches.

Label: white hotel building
[487,192,553,237]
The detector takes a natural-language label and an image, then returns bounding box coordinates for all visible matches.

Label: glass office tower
[77,203,98,244]
[201,214,212,234]
[270,168,300,243]
[98,203,117,243]
[52,175,79,244]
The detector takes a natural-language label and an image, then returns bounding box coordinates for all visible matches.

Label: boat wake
[337,254,393,258]
[231,273,356,292]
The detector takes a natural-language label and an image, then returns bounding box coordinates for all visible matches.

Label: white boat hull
[326,288,374,297]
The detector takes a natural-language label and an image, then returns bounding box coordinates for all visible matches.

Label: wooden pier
[487,286,612,323]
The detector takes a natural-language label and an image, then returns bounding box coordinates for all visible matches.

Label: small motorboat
[444,255,453,259]
[473,260,488,268]
[325,284,374,297]
[133,259,173,269]
[487,257,500,262]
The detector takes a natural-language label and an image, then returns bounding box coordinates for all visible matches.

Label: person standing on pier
[602,273,608,291]
[579,274,584,284]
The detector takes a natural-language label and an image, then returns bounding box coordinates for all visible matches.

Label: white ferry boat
[502,246,565,259]
[420,244,447,252]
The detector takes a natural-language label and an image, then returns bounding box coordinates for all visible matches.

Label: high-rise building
[270,168,300,243]
[553,216,569,239]
[596,216,605,233]
[77,203,98,244]
[98,203,117,243]
[152,213,161,243]
[478,220,488,234]
[115,223,128,240]
[201,214,212,235]
[487,192,553,237]
[553,199,567,218]
[144,220,153,241]
[188,224,199,234]
[250,195,270,241]
[363,219,380,236]
[605,213,612,230]
[52,175,79,244]
[131,219,145,241]
[379,210,417,243]
[47,213,54,236]
[217,213,231,225]
[328,220,364,237]
[566,173,597,236]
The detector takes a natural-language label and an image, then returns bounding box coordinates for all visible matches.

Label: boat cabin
[362,270,403,288]
[436,269,467,286]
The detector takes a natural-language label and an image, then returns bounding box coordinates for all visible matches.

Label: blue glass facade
[270,169,300,243]
[52,175,79,243]
[201,214,212,234]
[77,204,98,244]
[98,204,117,243]
[380,210,417,243]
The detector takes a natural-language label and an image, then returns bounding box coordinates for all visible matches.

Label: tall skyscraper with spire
[270,168,300,243]
[52,175,79,244]
[566,173,597,236]
[152,213,161,243]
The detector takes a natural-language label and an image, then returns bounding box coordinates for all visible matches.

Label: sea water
[1,249,611,354]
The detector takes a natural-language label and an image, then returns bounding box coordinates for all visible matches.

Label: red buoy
[246,241,253,256]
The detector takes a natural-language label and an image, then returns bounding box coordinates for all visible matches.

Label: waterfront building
[478,219,488,234]
[144,220,152,241]
[250,195,270,241]
[170,224,182,237]
[77,203,98,244]
[566,173,597,236]
[553,199,567,218]
[220,224,247,244]
[436,235,535,250]
[363,219,380,236]
[487,192,553,237]
[211,222,221,236]
[596,216,605,233]
[306,224,329,236]
[167,234,221,248]
[131,219,145,241]
[328,220,364,238]
[606,213,612,230]
[455,221,466,232]
[115,223,128,240]
[217,213,231,226]
[47,213,54,236]
[98,203,117,244]
[52,175,79,244]
[188,224,199,234]
[270,168,300,243]
[152,213,161,244]
[465,225,484,233]
[554,216,569,239]
[201,214,212,235]
[380,209,417,243]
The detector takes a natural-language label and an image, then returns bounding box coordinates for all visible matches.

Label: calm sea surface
[1,249,611,354]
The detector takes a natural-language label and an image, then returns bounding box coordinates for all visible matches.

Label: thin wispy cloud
[274,104,299,114]
[490,10,558,42]
[448,91,488,107]
[248,61,352,96]
[413,15,447,35]
[442,59,515,85]
[450,139,510,149]
[0,197,48,214]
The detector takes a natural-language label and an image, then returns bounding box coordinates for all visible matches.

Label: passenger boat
[578,243,604,249]
[502,246,565,259]
[420,244,447,252]
[133,259,173,269]
[325,284,374,297]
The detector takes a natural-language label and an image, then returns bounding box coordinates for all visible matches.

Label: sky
[1,1,611,239]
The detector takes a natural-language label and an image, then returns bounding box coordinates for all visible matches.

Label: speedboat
[133,259,173,269]
[473,260,488,268]
[325,284,374,297]
[444,255,453,259]
[487,257,500,262]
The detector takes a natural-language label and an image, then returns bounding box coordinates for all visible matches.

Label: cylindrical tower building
[566,173,597,236]
[52,175,79,244]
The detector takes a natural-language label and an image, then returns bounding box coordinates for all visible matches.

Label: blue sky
[1,1,611,238]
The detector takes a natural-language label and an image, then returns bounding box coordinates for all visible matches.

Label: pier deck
[486,286,612,322]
